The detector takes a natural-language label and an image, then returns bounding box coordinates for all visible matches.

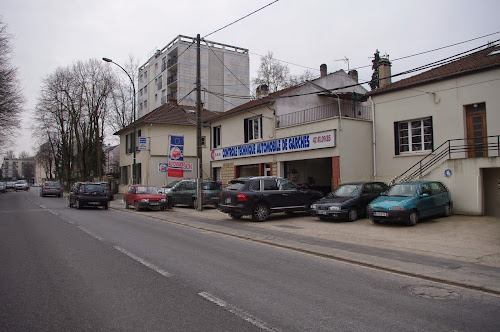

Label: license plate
[150,202,159,205]
[373,211,388,217]
[225,198,231,204]
[88,202,99,205]
[318,210,328,215]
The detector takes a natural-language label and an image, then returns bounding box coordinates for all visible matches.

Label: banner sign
[138,137,148,150]
[211,130,335,161]
[168,135,184,177]
[159,162,193,173]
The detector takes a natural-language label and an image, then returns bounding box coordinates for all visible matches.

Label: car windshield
[226,180,246,191]
[330,184,361,197]
[203,182,219,190]
[164,181,180,189]
[386,183,419,197]
[16,180,27,184]
[136,186,158,194]
[45,182,60,187]
[84,184,104,192]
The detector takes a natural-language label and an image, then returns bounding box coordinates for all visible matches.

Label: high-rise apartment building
[137,35,250,118]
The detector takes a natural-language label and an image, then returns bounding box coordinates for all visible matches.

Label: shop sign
[211,130,335,161]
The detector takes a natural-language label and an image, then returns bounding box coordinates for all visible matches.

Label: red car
[124,185,168,211]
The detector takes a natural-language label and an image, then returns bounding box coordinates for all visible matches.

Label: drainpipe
[333,92,342,130]
[369,96,376,178]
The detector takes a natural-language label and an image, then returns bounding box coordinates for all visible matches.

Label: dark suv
[67,182,109,210]
[218,176,323,221]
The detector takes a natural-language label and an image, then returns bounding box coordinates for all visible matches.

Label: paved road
[1,189,499,331]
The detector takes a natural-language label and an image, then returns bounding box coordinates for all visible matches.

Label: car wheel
[191,198,197,209]
[104,202,109,210]
[229,213,242,219]
[407,211,418,226]
[134,201,140,211]
[76,200,82,210]
[252,204,270,222]
[67,198,72,208]
[125,200,129,209]
[348,208,358,222]
[444,203,452,217]
[370,219,380,225]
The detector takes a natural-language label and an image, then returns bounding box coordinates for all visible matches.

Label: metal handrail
[393,135,500,184]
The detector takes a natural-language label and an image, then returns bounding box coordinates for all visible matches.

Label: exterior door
[466,103,487,158]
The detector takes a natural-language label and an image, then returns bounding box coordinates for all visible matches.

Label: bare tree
[0,19,25,154]
[34,59,114,187]
[106,55,138,133]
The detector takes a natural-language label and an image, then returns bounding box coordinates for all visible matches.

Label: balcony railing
[276,101,371,128]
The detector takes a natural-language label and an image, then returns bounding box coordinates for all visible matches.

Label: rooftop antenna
[334,56,349,71]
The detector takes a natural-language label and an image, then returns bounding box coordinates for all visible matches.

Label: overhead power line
[203,1,280,38]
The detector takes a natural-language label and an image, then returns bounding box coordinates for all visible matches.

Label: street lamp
[102,57,137,184]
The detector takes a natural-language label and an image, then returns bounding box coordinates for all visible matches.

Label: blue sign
[444,169,452,178]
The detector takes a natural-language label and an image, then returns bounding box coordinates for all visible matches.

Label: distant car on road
[311,182,388,221]
[367,181,452,226]
[166,179,220,208]
[6,181,15,189]
[219,176,323,221]
[0,182,6,193]
[15,180,29,191]
[67,182,109,210]
[40,181,63,197]
[124,185,168,211]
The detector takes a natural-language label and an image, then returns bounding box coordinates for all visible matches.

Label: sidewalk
[110,194,500,294]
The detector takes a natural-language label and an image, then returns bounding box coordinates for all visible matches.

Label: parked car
[6,181,15,189]
[14,180,29,191]
[218,176,323,221]
[0,182,6,193]
[67,182,109,210]
[124,185,168,211]
[40,181,64,197]
[367,181,452,226]
[166,179,220,208]
[311,182,389,221]
[158,180,181,195]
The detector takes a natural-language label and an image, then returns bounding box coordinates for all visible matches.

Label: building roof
[114,104,220,135]
[208,85,304,122]
[369,45,500,96]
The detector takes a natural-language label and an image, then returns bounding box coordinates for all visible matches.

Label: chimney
[320,64,327,77]
[378,56,392,88]
[348,69,358,83]
[256,84,269,99]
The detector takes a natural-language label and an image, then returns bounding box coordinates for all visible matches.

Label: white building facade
[137,35,250,117]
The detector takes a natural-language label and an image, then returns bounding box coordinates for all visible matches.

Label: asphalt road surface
[1,189,499,331]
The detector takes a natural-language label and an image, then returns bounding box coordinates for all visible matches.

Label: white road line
[113,246,172,278]
[198,292,280,332]
[77,226,105,241]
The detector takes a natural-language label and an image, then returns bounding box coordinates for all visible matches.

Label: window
[263,179,278,190]
[244,116,262,142]
[201,136,206,147]
[144,71,148,79]
[144,100,148,109]
[279,179,298,191]
[394,117,433,155]
[213,126,221,148]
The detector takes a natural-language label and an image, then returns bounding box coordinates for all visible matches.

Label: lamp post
[102,57,137,185]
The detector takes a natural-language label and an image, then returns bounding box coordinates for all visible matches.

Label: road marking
[113,246,172,278]
[77,226,105,241]
[198,292,280,332]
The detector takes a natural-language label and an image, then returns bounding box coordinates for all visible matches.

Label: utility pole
[196,34,203,211]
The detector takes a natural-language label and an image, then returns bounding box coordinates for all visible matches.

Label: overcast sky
[2,0,499,157]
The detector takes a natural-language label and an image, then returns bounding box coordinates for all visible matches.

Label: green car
[166,180,221,208]
[367,181,452,226]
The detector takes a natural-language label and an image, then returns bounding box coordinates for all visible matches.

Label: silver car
[40,181,63,197]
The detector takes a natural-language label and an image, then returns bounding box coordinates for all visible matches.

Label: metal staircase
[391,135,500,185]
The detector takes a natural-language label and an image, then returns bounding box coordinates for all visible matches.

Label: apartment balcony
[276,101,371,128]
[167,75,178,88]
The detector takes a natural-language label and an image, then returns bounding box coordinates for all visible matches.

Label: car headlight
[329,206,341,211]
[161,198,167,202]
[141,199,150,203]
[311,204,317,209]
[390,206,405,210]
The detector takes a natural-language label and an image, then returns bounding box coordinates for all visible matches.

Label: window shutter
[394,122,400,155]
[244,119,249,143]
[260,116,263,139]
[429,116,434,151]
[213,127,216,148]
